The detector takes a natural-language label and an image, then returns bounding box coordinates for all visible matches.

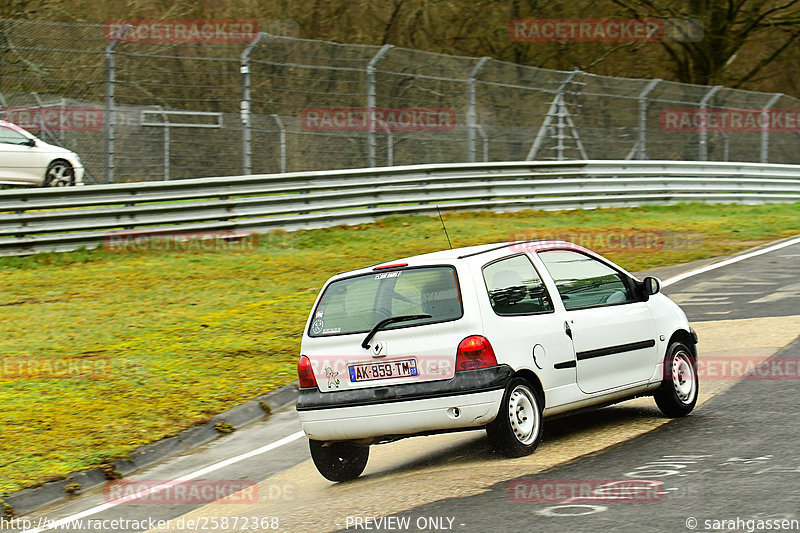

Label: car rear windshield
[308,266,462,337]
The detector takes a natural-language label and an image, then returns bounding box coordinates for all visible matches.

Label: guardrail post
[637,79,660,160]
[467,57,490,162]
[104,24,130,184]
[366,45,393,167]
[761,93,782,163]
[241,33,264,176]
[271,114,286,173]
[698,85,722,161]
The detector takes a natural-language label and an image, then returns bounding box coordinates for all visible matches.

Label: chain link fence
[2,18,799,183]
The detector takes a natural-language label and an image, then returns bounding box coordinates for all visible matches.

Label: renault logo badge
[372,340,386,357]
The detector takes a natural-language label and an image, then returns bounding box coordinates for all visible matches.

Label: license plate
[348,359,418,382]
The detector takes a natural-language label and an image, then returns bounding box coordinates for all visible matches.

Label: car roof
[368,239,592,268]
[326,238,637,285]
[0,120,33,137]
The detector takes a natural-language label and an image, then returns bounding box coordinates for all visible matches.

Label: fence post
[379,121,393,166]
[477,124,489,162]
[637,79,660,160]
[59,97,66,145]
[156,106,170,180]
[761,93,782,163]
[366,45,393,167]
[526,68,580,161]
[556,93,567,161]
[467,57,490,162]
[241,33,264,176]
[271,114,286,173]
[698,85,722,161]
[105,24,130,184]
[721,132,729,161]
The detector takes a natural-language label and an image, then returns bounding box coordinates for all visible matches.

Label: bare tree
[610,0,800,86]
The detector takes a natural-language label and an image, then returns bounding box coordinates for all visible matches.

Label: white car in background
[0,120,84,187]
[296,240,699,482]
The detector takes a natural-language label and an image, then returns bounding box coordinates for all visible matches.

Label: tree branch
[732,33,798,87]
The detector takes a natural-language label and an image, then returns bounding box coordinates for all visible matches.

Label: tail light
[297,355,317,388]
[456,335,497,371]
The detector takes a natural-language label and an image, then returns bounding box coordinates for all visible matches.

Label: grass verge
[1,202,798,494]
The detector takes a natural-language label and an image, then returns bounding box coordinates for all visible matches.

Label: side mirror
[643,276,661,296]
[24,138,36,147]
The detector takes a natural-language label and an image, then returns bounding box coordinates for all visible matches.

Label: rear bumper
[299,388,505,441]
[297,365,513,441]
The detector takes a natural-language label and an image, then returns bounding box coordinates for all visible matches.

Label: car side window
[538,250,634,310]
[483,255,554,315]
[0,126,30,145]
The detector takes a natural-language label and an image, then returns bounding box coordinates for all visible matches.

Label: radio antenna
[436,205,453,250]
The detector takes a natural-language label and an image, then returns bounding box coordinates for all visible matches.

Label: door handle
[564,321,572,339]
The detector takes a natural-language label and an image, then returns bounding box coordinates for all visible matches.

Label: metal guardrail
[1,160,799,256]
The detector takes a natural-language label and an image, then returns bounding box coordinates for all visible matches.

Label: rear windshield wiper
[361,314,432,349]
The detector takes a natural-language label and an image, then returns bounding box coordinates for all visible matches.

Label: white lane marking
[663,235,800,287]
[21,431,305,533]
[749,283,800,303]
[676,302,731,306]
[537,504,608,517]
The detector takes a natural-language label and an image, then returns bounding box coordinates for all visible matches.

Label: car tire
[43,160,75,187]
[308,439,369,482]
[654,341,699,417]
[486,377,543,457]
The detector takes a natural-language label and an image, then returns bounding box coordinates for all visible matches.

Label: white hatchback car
[296,240,699,481]
[0,120,85,187]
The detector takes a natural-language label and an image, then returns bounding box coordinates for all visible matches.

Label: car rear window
[308,266,462,337]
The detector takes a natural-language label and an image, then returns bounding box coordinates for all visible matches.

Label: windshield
[308,266,462,337]
[0,123,33,145]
